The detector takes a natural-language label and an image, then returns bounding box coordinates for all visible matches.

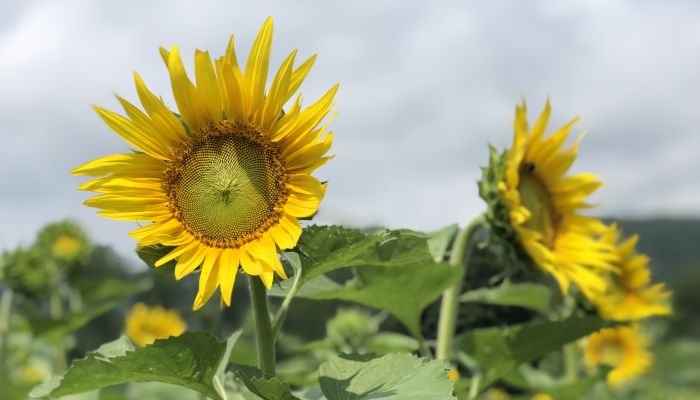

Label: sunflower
[585,326,652,387]
[480,99,617,299]
[73,18,337,309]
[593,225,672,321]
[125,303,187,347]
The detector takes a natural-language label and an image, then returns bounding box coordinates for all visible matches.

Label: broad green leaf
[308,262,461,340]
[426,224,458,262]
[29,277,152,340]
[366,332,420,354]
[318,353,455,400]
[137,245,176,274]
[230,364,299,400]
[459,283,552,314]
[458,316,608,387]
[31,331,240,400]
[294,226,445,286]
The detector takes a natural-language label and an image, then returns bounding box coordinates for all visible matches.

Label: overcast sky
[1,0,699,260]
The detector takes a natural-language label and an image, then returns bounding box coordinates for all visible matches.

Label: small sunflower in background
[35,220,91,266]
[479,99,617,300]
[74,17,337,309]
[125,303,187,347]
[585,326,652,387]
[593,225,672,321]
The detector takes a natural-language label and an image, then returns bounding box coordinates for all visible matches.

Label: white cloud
[0,0,698,260]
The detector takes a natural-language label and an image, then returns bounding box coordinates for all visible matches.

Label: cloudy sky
[1,0,698,260]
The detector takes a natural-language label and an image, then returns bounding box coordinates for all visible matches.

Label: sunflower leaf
[294,225,449,285]
[230,363,300,400]
[459,282,552,314]
[30,331,240,400]
[458,315,609,388]
[306,262,461,341]
[318,353,455,400]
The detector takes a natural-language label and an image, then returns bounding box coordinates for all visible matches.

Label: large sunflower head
[585,326,652,387]
[125,303,187,347]
[479,99,617,299]
[593,225,672,321]
[74,18,337,309]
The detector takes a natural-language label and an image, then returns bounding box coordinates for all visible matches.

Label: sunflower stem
[563,339,579,383]
[0,289,13,389]
[248,275,276,375]
[436,214,485,361]
[271,254,302,340]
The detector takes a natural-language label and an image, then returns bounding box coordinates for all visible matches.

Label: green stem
[436,214,485,361]
[271,255,301,340]
[248,275,276,375]
[563,342,579,383]
[49,291,68,371]
[0,289,14,388]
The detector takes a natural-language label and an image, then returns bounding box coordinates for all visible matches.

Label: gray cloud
[1,0,698,260]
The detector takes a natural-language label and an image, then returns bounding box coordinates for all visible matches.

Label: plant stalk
[563,342,579,383]
[436,214,485,361]
[0,288,14,388]
[248,275,276,375]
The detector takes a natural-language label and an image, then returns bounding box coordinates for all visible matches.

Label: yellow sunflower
[73,18,337,309]
[496,99,617,298]
[125,303,187,347]
[593,225,672,321]
[585,326,652,387]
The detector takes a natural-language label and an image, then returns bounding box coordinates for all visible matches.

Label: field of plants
[1,11,699,400]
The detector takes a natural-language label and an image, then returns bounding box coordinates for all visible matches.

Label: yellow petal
[244,17,274,112]
[175,244,208,280]
[193,249,221,310]
[218,248,240,306]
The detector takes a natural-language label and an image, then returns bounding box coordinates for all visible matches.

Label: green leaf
[426,224,458,262]
[310,263,461,340]
[29,277,152,341]
[366,332,420,354]
[294,226,444,286]
[458,316,608,387]
[137,245,175,274]
[459,283,552,314]
[503,365,607,400]
[230,364,300,400]
[31,331,240,400]
[318,353,455,400]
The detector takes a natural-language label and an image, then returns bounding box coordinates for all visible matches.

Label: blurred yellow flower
[447,367,460,382]
[531,394,552,400]
[486,387,509,400]
[594,225,672,321]
[126,303,187,347]
[51,235,82,262]
[74,17,337,309]
[585,326,652,387]
[499,99,616,299]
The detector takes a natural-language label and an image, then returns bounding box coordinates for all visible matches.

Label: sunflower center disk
[518,165,558,248]
[166,122,288,247]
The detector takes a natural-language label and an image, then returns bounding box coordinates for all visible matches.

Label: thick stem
[436,215,485,361]
[248,275,276,375]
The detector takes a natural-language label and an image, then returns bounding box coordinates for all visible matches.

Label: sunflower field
[2,9,700,400]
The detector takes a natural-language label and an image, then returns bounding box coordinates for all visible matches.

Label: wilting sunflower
[593,225,672,321]
[74,18,337,309]
[479,99,617,299]
[585,326,652,387]
[125,303,187,347]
